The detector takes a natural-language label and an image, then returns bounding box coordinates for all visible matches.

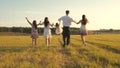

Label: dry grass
[0,34,120,68]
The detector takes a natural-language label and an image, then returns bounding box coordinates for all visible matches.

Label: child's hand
[51,23,54,27]
[39,23,42,25]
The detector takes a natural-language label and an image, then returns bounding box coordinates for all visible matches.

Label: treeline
[0,27,120,35]
[0,27,80,35]
[93,29,120,34]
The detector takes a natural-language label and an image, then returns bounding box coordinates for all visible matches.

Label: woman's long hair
[44,17,49,27]
[33,20,37,29]
[81,15,88,25]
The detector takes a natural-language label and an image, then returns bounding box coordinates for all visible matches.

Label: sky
[0,0,120,30]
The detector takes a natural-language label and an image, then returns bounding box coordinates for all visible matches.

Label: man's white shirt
[58,15,76,27]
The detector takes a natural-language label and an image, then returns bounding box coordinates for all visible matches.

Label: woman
[40,17,53,46]
[77,15,89,46]
[25,17,41,46]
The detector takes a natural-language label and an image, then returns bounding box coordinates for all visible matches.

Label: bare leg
[46,38,49,46]
[35,39,37,46]
[32,38,34,46]
[81,35,86,45]
[48,37,51,45]
[83,36,86,45]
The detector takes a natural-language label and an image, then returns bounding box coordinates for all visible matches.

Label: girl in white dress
[55,23,63,35]
[25,17,41,46]
[40,17,53,46]
[77,15,89,46]
[55,23,63,46]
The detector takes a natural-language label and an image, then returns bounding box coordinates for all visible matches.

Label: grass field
[0,34,120,68]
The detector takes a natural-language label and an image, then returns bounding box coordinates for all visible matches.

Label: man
[58,10,76,47]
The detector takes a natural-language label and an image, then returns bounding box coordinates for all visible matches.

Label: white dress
[80,24,87,35]
[55,27,63,35]
[43,25,51,38]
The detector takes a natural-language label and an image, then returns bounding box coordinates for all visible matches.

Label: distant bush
[0,27,120,35]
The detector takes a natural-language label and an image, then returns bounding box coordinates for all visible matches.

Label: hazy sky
[0,0,120,30]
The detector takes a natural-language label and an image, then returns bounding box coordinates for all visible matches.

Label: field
[0,34,120,68]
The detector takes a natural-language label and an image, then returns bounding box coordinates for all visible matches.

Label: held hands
[76,20,81,24]
[38,21,42,25]
[51,23,54,27]
[76,22,79,24]
[39,20,42,24]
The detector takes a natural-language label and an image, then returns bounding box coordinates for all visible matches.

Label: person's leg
[35,38,37,46]
[32,38,34,46]
[81,35,84,44]
[83,36,86,45]
[81,35,86,45]
[62,27,66,47]
[67,34,70,45]
[48,37,51,45]
[46,38,49,46]
[67,27,70,45]
[62,35,66,47]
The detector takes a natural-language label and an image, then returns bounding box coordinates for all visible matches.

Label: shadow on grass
[112,62,120,68]
[71,37,81,42]
[0,46,31,53]
[86,41,120,54]
[92,55,109,66]
[58,48,71,56]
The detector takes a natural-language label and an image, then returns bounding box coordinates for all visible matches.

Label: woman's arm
[50,23,54,27]
[76,20,81,24]
[87,19,89,23]
[25,17,32,25]
[37,21,43,26]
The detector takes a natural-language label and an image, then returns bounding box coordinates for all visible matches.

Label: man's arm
[58,17,62,22]
[58,17,62,25]
[71,18,77,24]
